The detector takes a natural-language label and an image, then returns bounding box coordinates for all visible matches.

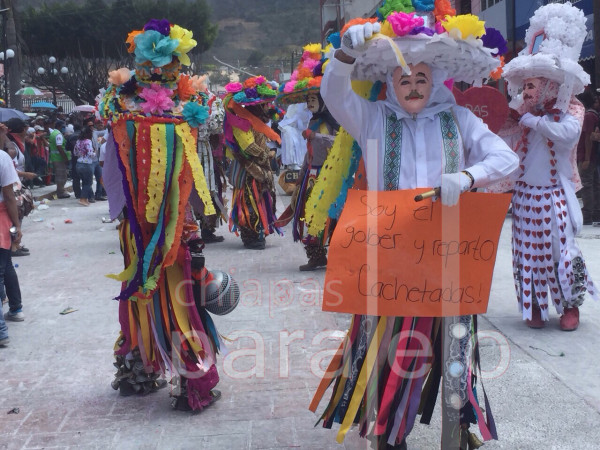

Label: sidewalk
[0,188,599,449]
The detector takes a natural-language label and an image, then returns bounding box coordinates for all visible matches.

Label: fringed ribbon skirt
[511,182,599,320]
[310,314,497,446]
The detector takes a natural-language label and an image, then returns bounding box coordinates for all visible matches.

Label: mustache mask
[405,90,424,100]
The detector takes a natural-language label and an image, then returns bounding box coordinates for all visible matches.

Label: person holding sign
[502,3,599,331]
[308,1,518,449]
[277,43,340,271]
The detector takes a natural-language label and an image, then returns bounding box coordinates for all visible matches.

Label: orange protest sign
[322,189,511,317]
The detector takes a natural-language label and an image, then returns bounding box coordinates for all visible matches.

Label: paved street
[1,184,600,450]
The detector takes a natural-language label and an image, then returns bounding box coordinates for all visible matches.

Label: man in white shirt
[0,123,25,335]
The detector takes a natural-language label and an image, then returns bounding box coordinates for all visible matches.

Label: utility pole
[594,0,600,89]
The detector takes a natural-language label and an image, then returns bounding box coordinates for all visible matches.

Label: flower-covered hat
[98,20,212,127]
[224,76,278,106]
[344,0,506,85]
[277,43,325,105]
[502,2,590,113]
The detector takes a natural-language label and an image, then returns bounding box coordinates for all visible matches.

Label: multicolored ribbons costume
[223,76,282,248]
[99,19,222,410]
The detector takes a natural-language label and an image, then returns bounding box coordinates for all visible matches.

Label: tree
[2,0,21,109]
[17,0,218,105]
[20,0,217,59]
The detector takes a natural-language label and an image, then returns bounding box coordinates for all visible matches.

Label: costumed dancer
[194,84,228,243]
[502,2,599,331]
[277,43,340,271]
[223,76,282,250]
[307,2,519,449]
[99,20,224,411]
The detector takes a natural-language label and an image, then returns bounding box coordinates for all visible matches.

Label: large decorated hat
[277,43,325,105]
[502,2,590,112]
[344,0,506,85]
[98,20,212,127]
[224,76,278,106]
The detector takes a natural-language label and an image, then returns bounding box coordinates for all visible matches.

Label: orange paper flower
[297,67,313,81]
[126,30,143,53]
[177,74,196,101]
[341,17,378,36]
[490,56,505,81]
[243,78,257,89]
[434,0,456,22]
[108,67,132,86]
[308,77,322,88]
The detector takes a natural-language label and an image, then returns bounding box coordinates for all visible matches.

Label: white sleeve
[0,151,19,188]
[535,113,581,149]
[321,53,376,143]
[456,107,520,188]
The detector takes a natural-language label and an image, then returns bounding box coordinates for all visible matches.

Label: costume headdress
[502,2,590,113]
[344,0,505,85]
[277,43,326,105]
[223,76,278,106]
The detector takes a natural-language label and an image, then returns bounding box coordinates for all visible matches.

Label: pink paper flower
[139,84,174,115]
[387,12,424,37]
[225,82,243,93]
[254,75,266,85]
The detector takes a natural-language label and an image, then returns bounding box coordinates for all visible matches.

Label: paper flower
[134,30,179,67]
[243,78,258,89]
[378,0,414,19]
[233,92,248,103]
[182,102,209,127]
[256,83,276,97]
[482,27,508,56]
[225,82,243,93]
[126,30,143,53]
[190,75,208,92]
[139,84,174,115]
[387,12,424,37]
[442,14,485,39]
[244,88,258,100]
[303,43,322,54]
[177,74,196,101]
[169,25,196,66]
[434,0,456,22]
[490,56,505,80]
[108,68,132,86]
[144,19,171,36]
[412,0,434,11]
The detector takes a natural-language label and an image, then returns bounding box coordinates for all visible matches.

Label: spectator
[73,126,96,206]
[577,91,600,224]
[65,123,82,199]
[0,123,25,328]
[44,118,70,198]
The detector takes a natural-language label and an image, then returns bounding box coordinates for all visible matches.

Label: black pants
[0,248,22,312]
[71,157,82,198]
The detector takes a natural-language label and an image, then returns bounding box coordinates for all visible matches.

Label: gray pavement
[1,183,600,450]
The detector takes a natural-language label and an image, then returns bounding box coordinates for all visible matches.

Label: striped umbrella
[16,87,44,96]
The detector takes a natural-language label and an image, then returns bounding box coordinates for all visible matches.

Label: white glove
[340,22,381,58]
[519,112,541,130]
[440,172,472,207]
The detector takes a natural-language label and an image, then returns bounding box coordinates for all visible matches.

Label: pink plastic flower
[225,82,243,93]
[138,84,174,115]
[387,12,424,37]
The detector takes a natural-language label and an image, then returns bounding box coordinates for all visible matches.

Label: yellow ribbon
[145,124,168,224]
[176,123,216,216]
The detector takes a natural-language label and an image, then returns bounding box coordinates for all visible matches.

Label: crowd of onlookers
[0,111,109,347]
[577,90,600,225]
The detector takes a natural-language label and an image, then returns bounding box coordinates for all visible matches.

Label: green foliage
[20,0,218,59]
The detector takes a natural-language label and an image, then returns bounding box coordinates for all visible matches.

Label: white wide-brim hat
[352,32,499,85]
